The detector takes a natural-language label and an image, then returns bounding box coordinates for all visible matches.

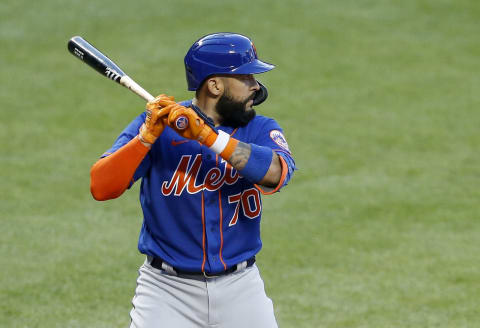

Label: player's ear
[206,76,224,97]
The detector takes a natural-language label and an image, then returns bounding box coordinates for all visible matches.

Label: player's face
[216,74,259,127]
[224,74,259,108]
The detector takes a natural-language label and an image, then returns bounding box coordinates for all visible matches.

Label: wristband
[209,130,230,153]
[208,130,239,160]
[238,144,273,183]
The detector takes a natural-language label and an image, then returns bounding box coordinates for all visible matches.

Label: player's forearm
[259,152,282,187]
[227,142,250,170]
[90,136,150,201]
[226,141,282,187]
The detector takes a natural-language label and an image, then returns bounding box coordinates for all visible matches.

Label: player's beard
[216,89,256,128]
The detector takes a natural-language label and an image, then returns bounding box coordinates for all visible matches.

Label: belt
[149,256,256,279]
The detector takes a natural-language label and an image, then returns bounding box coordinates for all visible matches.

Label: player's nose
[251,78,260,91]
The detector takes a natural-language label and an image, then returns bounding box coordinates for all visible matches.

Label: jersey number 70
[228,188,261,226]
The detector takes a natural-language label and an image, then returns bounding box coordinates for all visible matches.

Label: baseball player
[90,33,296,327]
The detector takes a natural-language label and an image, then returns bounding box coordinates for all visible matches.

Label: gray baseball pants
[129,258,278,328]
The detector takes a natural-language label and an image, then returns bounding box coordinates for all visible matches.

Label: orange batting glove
[167,104,217,146]
[167,105,239,160]
[138,94,176,145]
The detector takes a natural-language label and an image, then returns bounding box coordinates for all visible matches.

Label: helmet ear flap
[252,80,268,106]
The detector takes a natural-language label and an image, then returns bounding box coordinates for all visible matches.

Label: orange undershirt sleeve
[90,137,150,201]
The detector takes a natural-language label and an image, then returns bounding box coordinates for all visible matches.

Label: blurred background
[1,0,479,327]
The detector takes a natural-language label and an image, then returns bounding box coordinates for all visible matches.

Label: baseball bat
[67,36,155,102]
[67,36,203,131]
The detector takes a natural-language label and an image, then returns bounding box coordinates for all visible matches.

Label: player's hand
[167,105,218,147]
[139,94,176,145]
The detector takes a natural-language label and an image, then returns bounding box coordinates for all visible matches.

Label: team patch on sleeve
[269,130,290,152]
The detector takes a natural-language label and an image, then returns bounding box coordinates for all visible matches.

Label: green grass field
[1,0,480,327]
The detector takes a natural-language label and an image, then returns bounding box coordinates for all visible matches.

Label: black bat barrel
[67,36,126,83]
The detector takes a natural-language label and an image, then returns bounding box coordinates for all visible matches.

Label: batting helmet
[184,33,275,91]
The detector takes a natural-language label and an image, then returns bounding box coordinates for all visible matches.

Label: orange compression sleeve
[90,137,150,201]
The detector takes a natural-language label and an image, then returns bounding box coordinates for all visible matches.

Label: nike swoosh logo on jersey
[171,139,190,146]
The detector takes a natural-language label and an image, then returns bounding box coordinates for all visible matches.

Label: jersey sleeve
[252,117,297,194]
[101,112,152,183]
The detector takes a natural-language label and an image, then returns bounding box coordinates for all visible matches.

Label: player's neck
[192,97,221,126]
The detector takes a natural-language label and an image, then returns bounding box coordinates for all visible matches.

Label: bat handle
[120,75,155,102]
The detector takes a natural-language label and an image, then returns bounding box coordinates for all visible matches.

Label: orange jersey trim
[201,192,207,272]
[217,155,227,270]
[254,155,288,195]
[218,187,227,270]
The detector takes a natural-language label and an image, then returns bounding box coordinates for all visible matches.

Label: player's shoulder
[233,115,283,144]
[248,114,282,130]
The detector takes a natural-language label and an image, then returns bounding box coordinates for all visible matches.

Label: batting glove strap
[139,124,156,145]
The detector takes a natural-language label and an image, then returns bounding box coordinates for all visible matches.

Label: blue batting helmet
[184,33,275,91]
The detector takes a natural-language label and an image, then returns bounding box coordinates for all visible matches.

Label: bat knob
[175,116,189,130]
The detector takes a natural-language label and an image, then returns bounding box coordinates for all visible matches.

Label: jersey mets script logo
[270,130,290,152]
[161,155,240,196]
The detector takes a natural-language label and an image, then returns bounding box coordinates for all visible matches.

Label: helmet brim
[231,59,275,75]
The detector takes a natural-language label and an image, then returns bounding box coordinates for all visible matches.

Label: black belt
[150,256,256,278]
